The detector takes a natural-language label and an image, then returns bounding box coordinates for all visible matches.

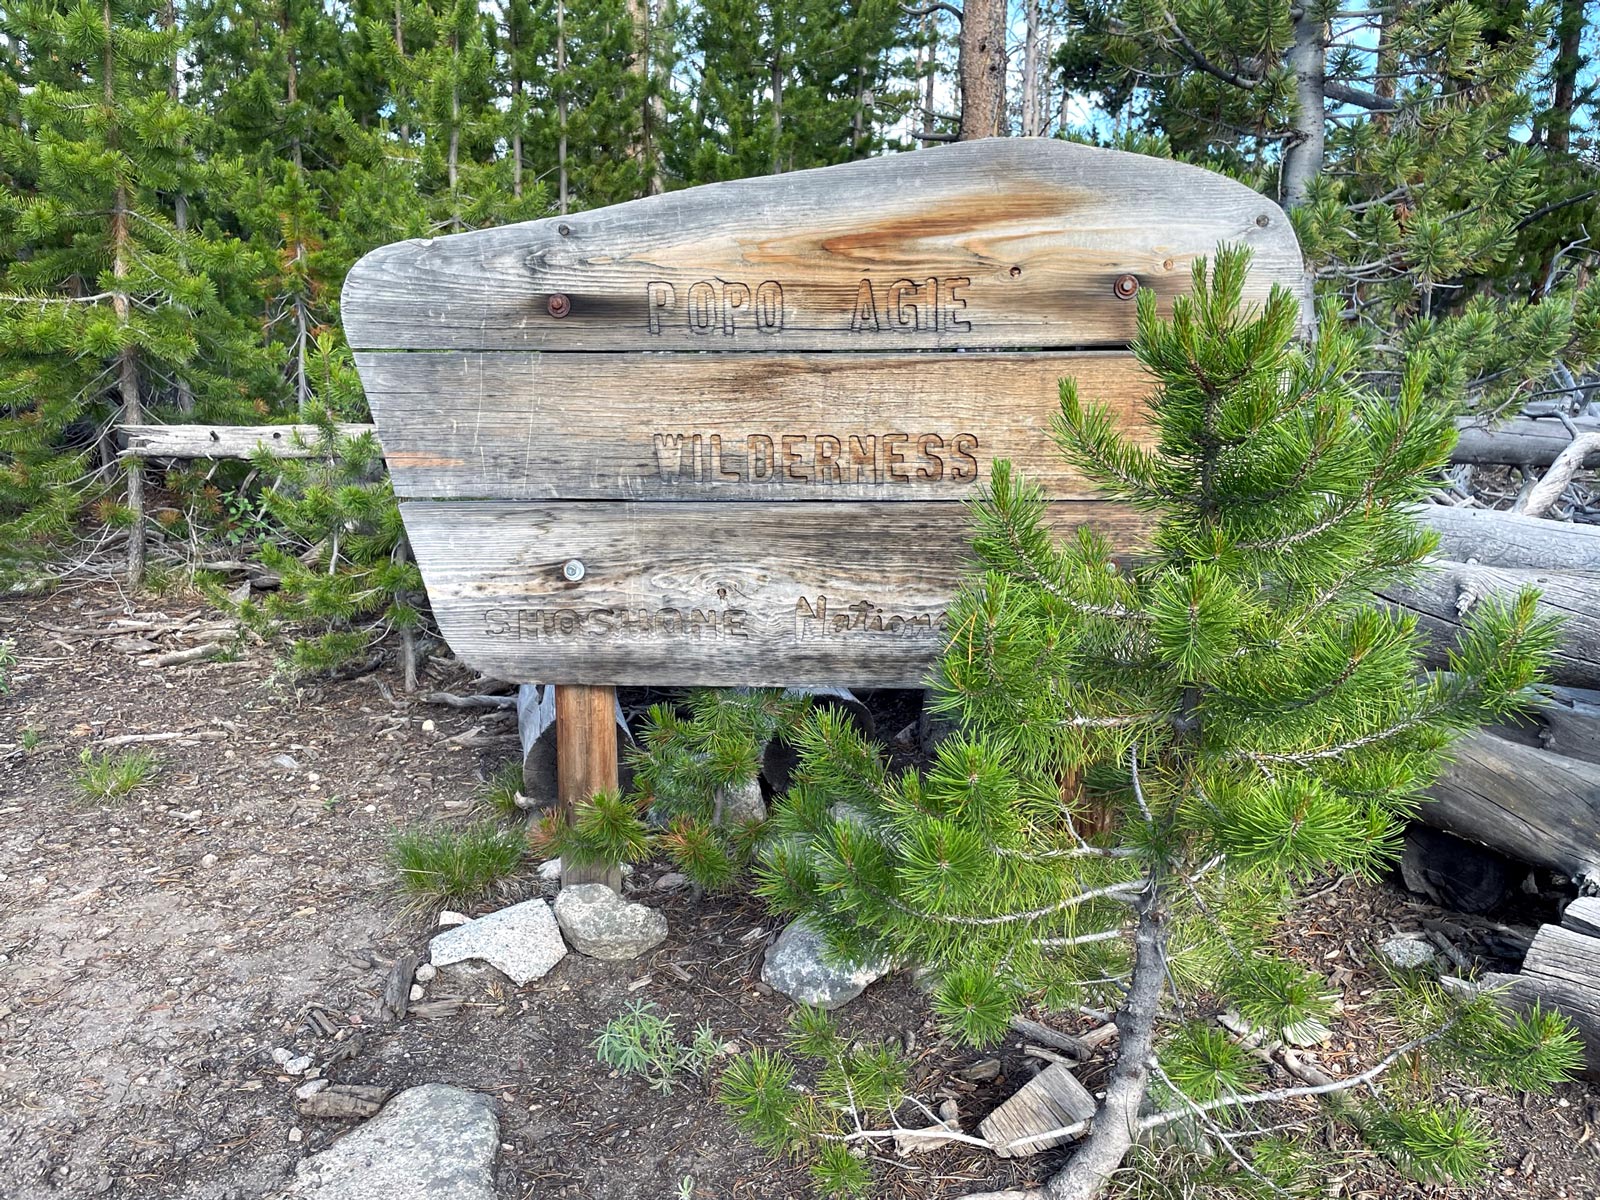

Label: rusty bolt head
[1113,274,1139,300]
[547,293,571,318]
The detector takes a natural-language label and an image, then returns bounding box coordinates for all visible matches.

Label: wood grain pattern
[122,423,373,460]
[401,499,1146,687]
[979,1062,1096,1156]
[343,139,1306,353]
[357,350,1152,500]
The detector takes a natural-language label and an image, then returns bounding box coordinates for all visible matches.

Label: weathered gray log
[1562,897,1600,938]
[1421,730,1600,885]
[121,422,373,459]
[1415,505,1600,574]
[1482,924,1600,1078]
[1377,561,1600,689]
[1450,416,1600,467]
[1490,686,1600,765]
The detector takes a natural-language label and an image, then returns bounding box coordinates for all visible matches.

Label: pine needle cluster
[717,1006,912,1199]
[629,690,810,889]
[757,249,1579,1188]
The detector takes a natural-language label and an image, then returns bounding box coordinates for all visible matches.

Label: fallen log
[121,422,374,460]
[1450,416,1600,467]
[1481,924,1600,1078]
[1490,686,1600,765]
[1377,561,1600,689]
[1415,506,1600,574]
[1421,729,1600,886]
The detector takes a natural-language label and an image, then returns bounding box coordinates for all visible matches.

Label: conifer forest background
[1,0,1598,656]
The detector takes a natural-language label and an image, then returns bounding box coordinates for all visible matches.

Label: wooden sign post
[342,139,1306,878]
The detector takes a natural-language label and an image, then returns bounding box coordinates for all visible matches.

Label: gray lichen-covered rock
[429,898,566,985]
[715,777,767,825]
[1378,935,1438,971]
[293,1083,497,1200]
[553,884,667,960]
[761,918,892,1010]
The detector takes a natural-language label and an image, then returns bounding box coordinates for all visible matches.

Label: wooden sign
[344,139,1306,688]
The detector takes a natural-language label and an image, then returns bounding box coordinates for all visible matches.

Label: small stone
[537,858,562,882]
[430,899,567,985]
[293,1083,498,1200]
[437,910,470,929]
[200,853,218,869]
[296,1078,331,1101]
[957,1058,1002,1083]
[1378,935,1437,971]
[421,719,436,733]
[761,918,892,1010]
[714,776,766,825]
[414,962,436,983]
[653,872,689,892]
[288,1127,303,1144]
[409,984,425,1002]
[285,1055,313,1076]
[271,754,300,771]
[272,1047,295,1067]
[553,884,668,961]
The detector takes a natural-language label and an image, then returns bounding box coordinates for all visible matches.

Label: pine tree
[1056,0,1600,417]
[0,0,275,583]
[758,250,1582,1198]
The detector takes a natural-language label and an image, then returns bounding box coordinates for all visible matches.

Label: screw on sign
[342,139,1307,882]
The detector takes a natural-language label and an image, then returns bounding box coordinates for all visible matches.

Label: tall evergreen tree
[1056,0,1600,415]
[0,0,275,581]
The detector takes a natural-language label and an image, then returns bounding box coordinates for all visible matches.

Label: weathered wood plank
[356,350,1152,500]
[401,499,1146,687]
[979,1062,1097,1157]
[342,140,1305,353]
[1562,898,1600,938]
[121,423,374,460]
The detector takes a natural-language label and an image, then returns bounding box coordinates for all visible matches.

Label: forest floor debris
[1,582,1597,1200]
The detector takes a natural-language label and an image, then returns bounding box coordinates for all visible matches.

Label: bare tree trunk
[1043,895,1165,1200]
[557,0,568,213]
[1022,0,1042,137]
[394,0,409,146]
[166,0,193,415]
[1282,8,1326,208]
[917,11,935,141]
[771,36,785,173]
[1548,0,1584,155]
[647,0,666,194]
[105,0,143,586]
[958,0,1007,140]
[509,18,523,199]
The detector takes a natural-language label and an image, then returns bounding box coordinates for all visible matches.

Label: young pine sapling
[757,250,1582,1200]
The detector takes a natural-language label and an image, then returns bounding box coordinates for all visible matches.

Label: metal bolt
[557,223,572,236]
[1113,274,1139,300]
[547,293,571,318]
[1256,213,1271,228]
[562,559,585,582]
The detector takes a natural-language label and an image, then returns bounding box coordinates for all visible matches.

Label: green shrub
[591,1000,720,1093]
